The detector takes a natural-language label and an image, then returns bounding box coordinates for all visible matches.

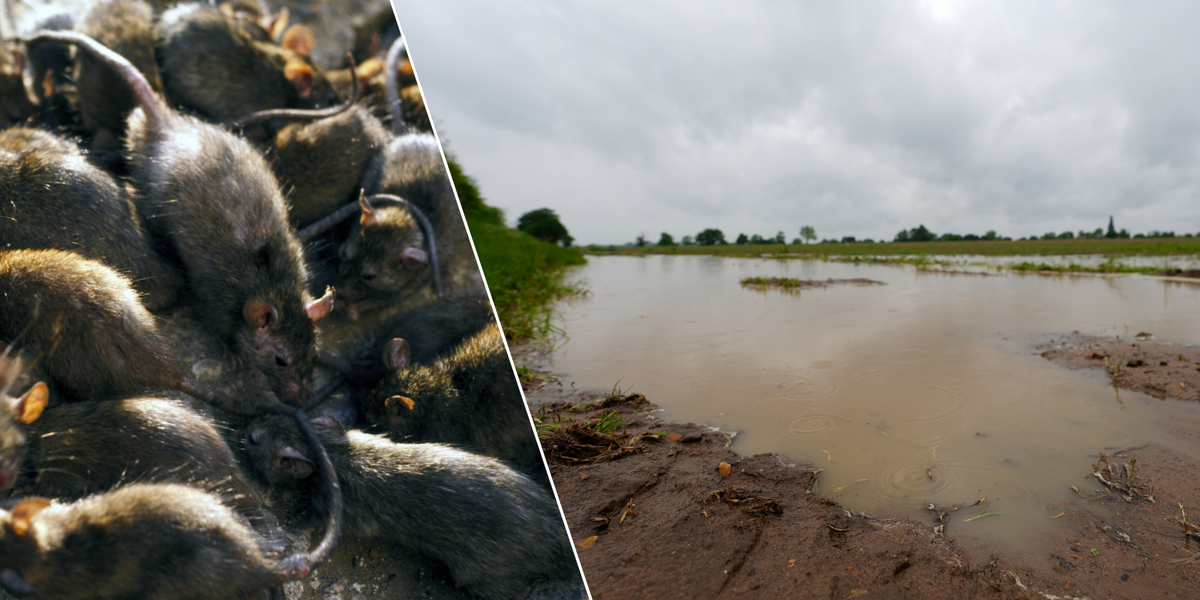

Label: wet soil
[1038,332,1200,401]
[519,341,1200,600]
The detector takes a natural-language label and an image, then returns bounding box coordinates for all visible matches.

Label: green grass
[449,154,585,343]
[590,237,1200,258]
[741,276,818,288]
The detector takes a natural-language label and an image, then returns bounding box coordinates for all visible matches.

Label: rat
[73,0,163,169]
[0,126,184,310]
[21,13,75,131]
[0,44,35,128]
[0,350,47,494]
[28,29,335,407]
[154,3,339,123]
[0,483,315,599]
[315,193,440,320]
[317,295,494,391]
[361,322,544,476]
[0,248,278,417]
[21,397,268,521]
[244,414,578,600]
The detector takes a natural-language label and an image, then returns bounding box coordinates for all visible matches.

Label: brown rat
[155,3,339,123]
[0,483,312,599]
[322,193,440,320]
[73,0,162,169]
[28,29,334,407]
[318,295,494,391]
[362,322,543,476]
[0,126,183,310]
[0,351,47,493]
[0,44,35,128]
[0,249,278,417]
[21,398,266,520]
[243,414,578,600]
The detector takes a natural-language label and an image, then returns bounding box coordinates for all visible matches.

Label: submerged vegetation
[740,276,886,289]
[448,154,585,342]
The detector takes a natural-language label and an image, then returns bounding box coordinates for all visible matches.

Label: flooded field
[547,254,1200,554]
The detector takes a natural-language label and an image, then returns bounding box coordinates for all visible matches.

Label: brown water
[548,255,1200,552]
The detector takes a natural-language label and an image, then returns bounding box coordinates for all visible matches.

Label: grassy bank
[590,237,1200,258]
[449,155,585,342]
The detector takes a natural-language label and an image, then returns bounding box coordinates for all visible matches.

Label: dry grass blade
[1092,452,1155,503]
[703,486,783,517]
[541,422,651,464]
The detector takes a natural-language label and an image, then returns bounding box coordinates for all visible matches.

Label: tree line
[637,216,1196,247]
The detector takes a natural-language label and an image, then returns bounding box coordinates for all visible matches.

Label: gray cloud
[394,0,1200,244]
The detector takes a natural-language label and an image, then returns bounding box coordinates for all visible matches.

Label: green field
[587,237,1200,258]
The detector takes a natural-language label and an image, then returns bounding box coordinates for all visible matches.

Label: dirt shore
[519,338,1200,600]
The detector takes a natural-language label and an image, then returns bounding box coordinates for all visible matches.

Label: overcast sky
[392,1,1200,245]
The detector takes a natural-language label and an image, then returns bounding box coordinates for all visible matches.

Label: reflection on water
[549,255,1200,553]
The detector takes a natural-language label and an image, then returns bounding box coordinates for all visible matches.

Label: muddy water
[548,255,1200,554]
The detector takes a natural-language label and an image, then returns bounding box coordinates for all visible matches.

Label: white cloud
[396,0,1200,244]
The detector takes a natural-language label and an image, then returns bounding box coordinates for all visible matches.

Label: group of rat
[0,0,580,598]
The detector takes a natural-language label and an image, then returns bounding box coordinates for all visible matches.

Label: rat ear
[268,7,290,41]
[382,338,410,370]
[356,58,383,83]
[398,247,428,271]
[283,59,314,99]
[243,298,278,329]
[10,498,50,537]
[13,382,46,424]
[281,24,313,57]
[306,287,334,323]
[384,396,415,417]
[276,446,314,479]
[311,415,344,432]
[359,196,378,228]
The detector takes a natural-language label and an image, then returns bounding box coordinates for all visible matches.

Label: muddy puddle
[547,254,1200,556]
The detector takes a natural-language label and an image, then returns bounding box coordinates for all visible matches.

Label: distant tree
[735,233,749,245]
[696,228,726,245]
[657,232,675,246]
[681,235,694,245]
[964,233,980,241]
[635,234,646,247]
[774,231,786,244]
[750,234,765,244]
[939,233,963,241]
[800,225,817,244]
[1105,216,1118,239]
[894,229,911,242]
[982,230,997,240]
[1118,228,1130,238]
[517,208,573,246]
[841,236,856,243]
[1058,231,1074,239]
[909,225,935,242]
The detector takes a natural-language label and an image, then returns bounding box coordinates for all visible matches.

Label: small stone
[718,462,732,476]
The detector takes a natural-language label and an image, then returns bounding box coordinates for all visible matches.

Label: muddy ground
[517,339,1200,600]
